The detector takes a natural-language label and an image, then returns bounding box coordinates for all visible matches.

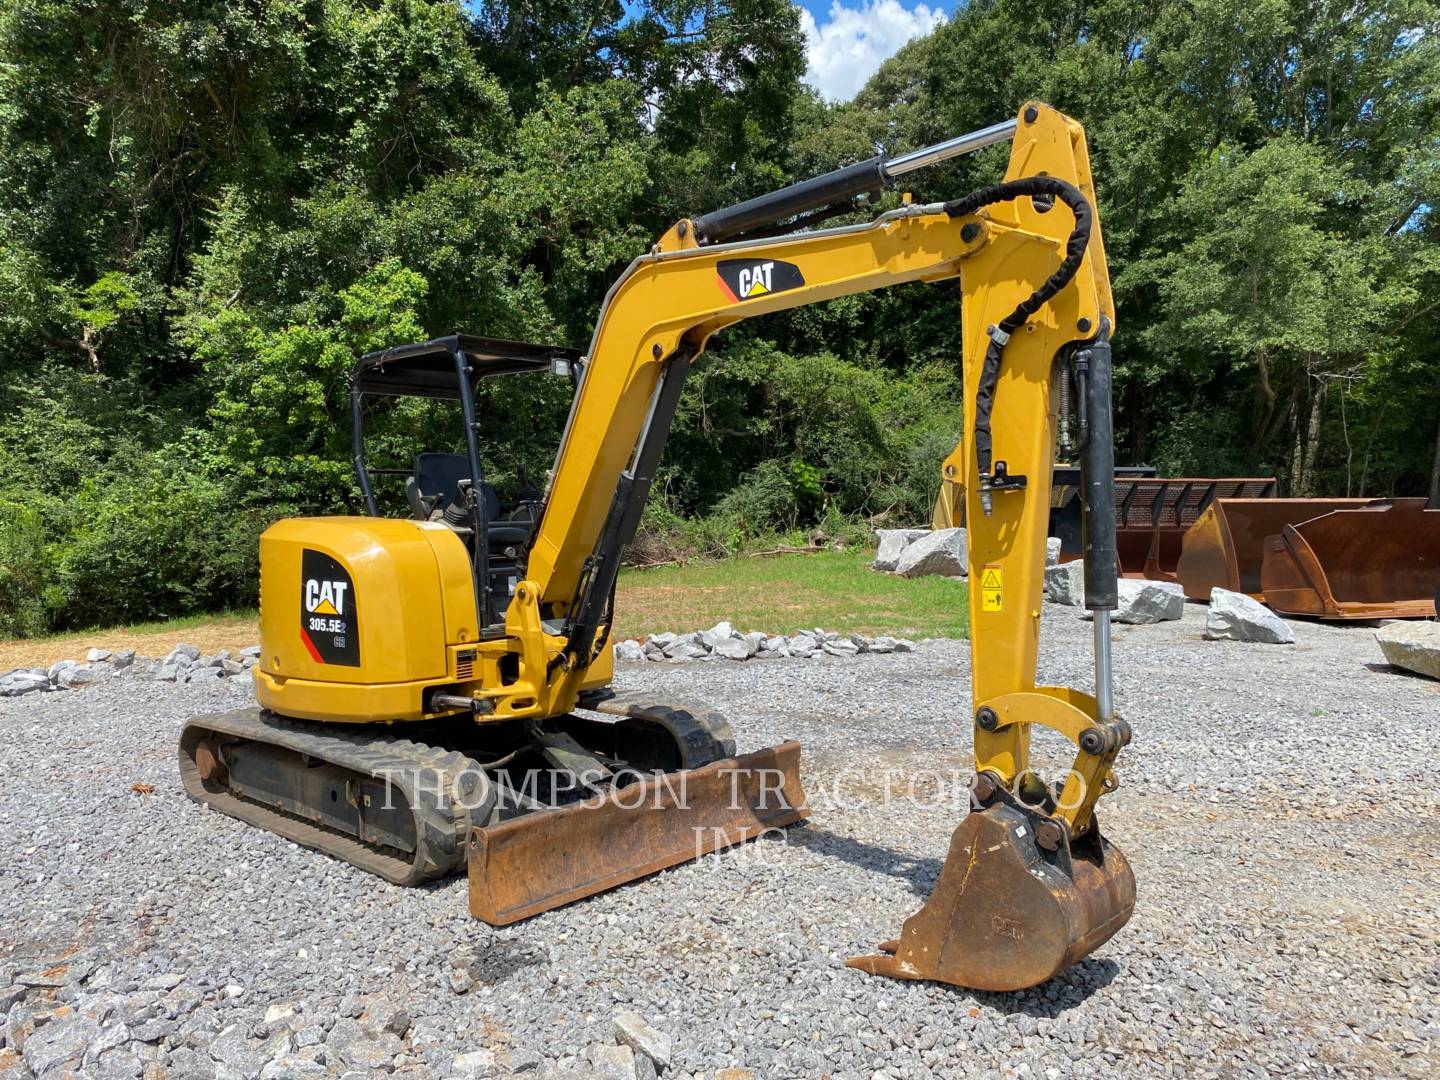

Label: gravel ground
[1,601,1437,1079]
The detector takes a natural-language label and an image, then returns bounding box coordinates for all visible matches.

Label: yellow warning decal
[980,564,1003,612]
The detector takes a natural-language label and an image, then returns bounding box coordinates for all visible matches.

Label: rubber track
[578,688,737,765]
[179,708,490,886]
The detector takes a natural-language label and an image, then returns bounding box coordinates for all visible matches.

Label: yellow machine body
[254,517,611,724]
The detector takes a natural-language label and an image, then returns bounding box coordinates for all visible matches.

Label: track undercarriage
[179,692,809,923]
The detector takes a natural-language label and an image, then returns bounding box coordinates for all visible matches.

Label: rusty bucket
[1048,474,1278,578]
[1260,499,1440,619]
[468,741,808,925]
[846,793,1134,992]
[1176,498,1372,600]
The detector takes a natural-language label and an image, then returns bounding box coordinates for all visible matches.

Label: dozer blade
[468,740,808,925]
[1177,497,1372,601]
[847,798,1135,992]
[1260,498,1440,619]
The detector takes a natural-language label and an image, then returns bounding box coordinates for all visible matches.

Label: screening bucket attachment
[1260,498,1440,619]
[1176,498,1373,600]
[467,741,808,925]
[846,789,1135,992]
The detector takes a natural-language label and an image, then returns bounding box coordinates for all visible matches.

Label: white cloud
[800,0,947,103]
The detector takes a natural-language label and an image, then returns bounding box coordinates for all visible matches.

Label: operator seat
[406,453,533,546]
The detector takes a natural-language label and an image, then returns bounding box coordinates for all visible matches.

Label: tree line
[1,0,1436,635]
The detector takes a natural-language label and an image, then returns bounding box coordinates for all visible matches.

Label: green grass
[3,549,967,668]
[0,609,260,670]
[613,547,968,640]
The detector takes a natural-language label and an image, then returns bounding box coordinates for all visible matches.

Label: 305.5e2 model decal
[299,549,359,666]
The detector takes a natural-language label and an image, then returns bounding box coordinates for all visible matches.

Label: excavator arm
[529,103,1111,670]
[486,102,1136,989]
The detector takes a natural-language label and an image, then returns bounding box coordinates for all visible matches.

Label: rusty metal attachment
[468,741,809,925]
[1177,497,1439,618]
[846,787,1135,992]
[1050,472,1278,578]
[1259,498,1440,619]
[1176,497,1373,599]
[193,738,226,782]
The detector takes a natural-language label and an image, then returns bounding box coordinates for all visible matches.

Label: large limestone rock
[614,1012,673,1073]
[0,669,50,697]
[788,633,819,658]
[1203,588,1294,644]
[1374,621,1440,680]
[663,633,709,660]
[1044,560,1086,605]
[712,635,758,660]
[894,528,967,578]
[698,621,736,649]
[874,528,930,572]
[1113,579,1185,624]
[613,639,645,662]
[1080,579,1185,623]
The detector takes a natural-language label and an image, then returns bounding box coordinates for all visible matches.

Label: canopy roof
[352,335,580,399]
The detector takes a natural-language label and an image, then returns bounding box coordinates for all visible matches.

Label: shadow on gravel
[1364,661,1439,682]
[455,939,549,985]
[790,826,944,896]
[972,957,1120,1014]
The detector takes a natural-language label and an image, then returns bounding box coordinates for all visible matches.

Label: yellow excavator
[181,102,1134,992]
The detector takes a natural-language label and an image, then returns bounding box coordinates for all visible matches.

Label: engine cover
[254,517,477,722]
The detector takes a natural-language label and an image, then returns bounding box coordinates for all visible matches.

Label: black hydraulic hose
[941,177,1094,511]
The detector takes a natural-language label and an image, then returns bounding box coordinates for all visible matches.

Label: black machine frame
[348,334,581,628]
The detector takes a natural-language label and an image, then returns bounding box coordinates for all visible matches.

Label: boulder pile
[1046,562,1187,624]
[872,527,967,577]
[613,621,915,662]
[0,645,260,699]
[875,527,1063,579]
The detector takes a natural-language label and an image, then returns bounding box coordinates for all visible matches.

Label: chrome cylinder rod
[884,119,1019,178]
[1093,610,1115,722]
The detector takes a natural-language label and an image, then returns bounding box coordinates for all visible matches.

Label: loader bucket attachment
[1048,473,1277,577]
[847,795,1135,992]
[1177,498,1372,600]
[1260,498,1440,619]
[468,741,808,925]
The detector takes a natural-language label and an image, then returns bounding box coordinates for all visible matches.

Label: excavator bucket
[847,792,1135,992]
[1260,499,1440,619]
[468,741,808,925]
[1176,498,1372,600]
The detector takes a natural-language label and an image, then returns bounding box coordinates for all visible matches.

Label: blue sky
[610,1,954,103]
[796,0,951,101]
